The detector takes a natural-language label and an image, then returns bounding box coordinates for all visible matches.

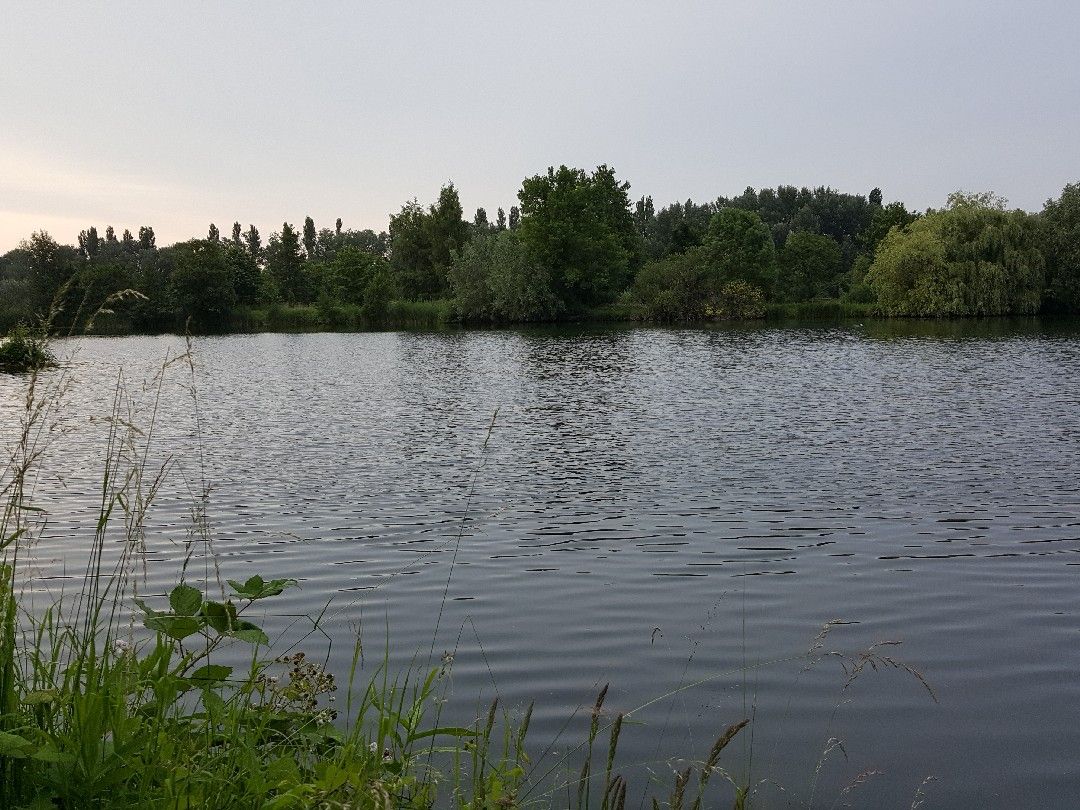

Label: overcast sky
[2,1,1078,251]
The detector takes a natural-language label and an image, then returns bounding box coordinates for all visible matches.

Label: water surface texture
[3,321,1079,807]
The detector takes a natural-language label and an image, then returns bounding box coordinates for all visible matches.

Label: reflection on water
[2,319,1080,807]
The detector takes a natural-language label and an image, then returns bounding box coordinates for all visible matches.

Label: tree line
[2,166,1079,334]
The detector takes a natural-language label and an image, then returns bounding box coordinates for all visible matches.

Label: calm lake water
[3,320,1079,807]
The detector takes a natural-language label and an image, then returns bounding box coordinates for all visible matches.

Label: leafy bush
[710,280,766,319]
[450,231,560,323]
[0,324,55,373]
[867,193,1045,316]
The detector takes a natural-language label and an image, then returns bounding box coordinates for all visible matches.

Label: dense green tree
[474,208,489,229]
[335,218,343,238]
[0,248,33,329]
[245,225,262,261]
[867,193,1045,316]
[78,227,100,259]
[224,242,261,305]
[778,231,844,301]
[266,223,308,304]
[360,266,393,322]
[25,231,81,320]
[336,228,388,258]
[858,201,920,257]
[129,248,173,330]
[1040,182,1080,312]
[208,223,220,242]
[231,222,243,245]
[105,226,117,244]
[70,257,139,330]
[496,207,507,231]
[428,184,469,270]
[508,206,520,230]
[643,199,714,259]
[303,217,318,260]
[324,246,388,306]
[516,164,640,308]
[389,184,469,300]
[122,229,137,253]
[630,250,713,321]
[138,226,156,250]
[449,230,559,322]
[633,195,656,239]
[700,208,778,294]
[631,248,765,321]
[167,240,236,327]
[388,200,434,299]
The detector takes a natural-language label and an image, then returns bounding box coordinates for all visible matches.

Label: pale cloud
[0,148,196,242]
[0,210,91,252]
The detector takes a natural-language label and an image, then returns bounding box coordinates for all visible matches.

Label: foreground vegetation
[0,325,56,373]
[2,170,1079,336]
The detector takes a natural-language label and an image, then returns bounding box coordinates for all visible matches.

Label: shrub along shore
[2,169,1079,338]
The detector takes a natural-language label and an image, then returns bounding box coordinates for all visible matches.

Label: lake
[3,319,1079,807]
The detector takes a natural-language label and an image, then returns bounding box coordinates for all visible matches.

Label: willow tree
[867,192,1044,316]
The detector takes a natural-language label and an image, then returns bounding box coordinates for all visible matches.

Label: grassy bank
[233,299,454,333]
[764,300,876,321]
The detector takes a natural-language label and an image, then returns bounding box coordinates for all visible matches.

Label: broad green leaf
[315,762,349,791]
[145,614,203,641]
[0,730,35,757]
[31,746,75,765]
[255,577,297,598]
[228,574,297,600]
[201,600,237,634]
[203,688,226,718]
[189,664,232,685]
[22,689,58,706]
[169,583,203,617]
[230,620,268,645]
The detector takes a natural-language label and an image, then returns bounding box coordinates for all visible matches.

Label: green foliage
[0,325,56,373]
[517,164,641,309]
[24,231,81,321]
[224,242,261,306]
[858,201,920,257]
[714,280,767,319]
[384,298,452,327]
[765,299,875,320]
[630,250,766,321]
[449,230,560,322]
[390,184,470,300]
[323,247,389,308]
[1040,182,1080,313]
[868,193,1045,316]
[778,230,844,301]
[267,223,309,305]
[4,174,1078,329]
[167,240,238,328]
[0,252,33,333]
[630,250,715,321]
[701,208,778,294]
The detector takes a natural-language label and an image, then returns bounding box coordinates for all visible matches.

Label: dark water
[3,320,1079,807]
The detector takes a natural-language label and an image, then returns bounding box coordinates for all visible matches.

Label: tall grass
[764,300,876,321]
